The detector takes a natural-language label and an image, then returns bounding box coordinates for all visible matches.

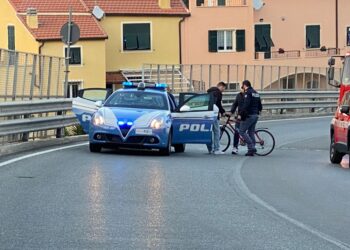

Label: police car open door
[171,93,217,144]
[72,88,112,133]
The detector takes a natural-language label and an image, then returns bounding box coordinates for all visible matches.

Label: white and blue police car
[72,82,218,155]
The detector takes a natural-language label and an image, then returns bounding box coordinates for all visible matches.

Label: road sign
[60,22,80,45]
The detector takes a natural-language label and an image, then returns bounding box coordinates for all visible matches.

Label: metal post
[29,55,37,100]
[318,67,321,90]
[4,51,12,101]
[303,67,306,89]
[189,64,193,91]
[56,111,64,138]
[209,64,212,87]
[21,53,28,100]
[260,65,264,91]
[200,64,203,91]
[277,66,281,90]
[294,67,298,90]
[227,65,230,84]
[12,52,19,101]
[270,65,273,89]
[171,65,175,92]
[40,56,45,99]
[22,114,30,142]
[311,67,314,89]
[47,57,53,99]
[64,7,73,98]
[286,66,289,89]
[56,58,62,97]
[244,65,247,80]
[157,64,160,83]
[236,65,239,83]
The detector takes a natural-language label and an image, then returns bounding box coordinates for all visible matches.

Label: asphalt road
[1,117,350,250]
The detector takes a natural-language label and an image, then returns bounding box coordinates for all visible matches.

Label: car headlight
[93,112,105,126]
[150,118,164,129]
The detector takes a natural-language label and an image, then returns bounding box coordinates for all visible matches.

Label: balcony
[197,0,247,7]
[255,48,340,60]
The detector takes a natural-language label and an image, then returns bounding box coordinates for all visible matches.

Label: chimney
[26,8,38,29]
[158,0,171,9]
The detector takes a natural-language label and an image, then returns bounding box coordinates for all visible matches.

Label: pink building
[179,0,350,90]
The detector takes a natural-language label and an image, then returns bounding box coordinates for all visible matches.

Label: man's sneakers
[213,150,225,155]
[231,147,239,155]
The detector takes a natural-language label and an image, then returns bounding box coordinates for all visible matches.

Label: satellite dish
[253,0,264,10]
[92,6,105,20]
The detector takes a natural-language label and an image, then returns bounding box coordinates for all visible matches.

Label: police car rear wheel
[174,144,186,153]
[330,135,344,164]
[90,143,102,153]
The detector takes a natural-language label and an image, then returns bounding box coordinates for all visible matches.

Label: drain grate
[16,176,35,179]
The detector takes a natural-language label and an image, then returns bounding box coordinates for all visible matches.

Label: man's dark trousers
[239,114,259,151]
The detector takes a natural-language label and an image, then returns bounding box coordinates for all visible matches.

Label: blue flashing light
[127,121,133,126]
[122,82,133,88]
[155,83,168,89]
[118,121,125,126]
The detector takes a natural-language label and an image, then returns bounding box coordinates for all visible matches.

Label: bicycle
[219,115,275,156]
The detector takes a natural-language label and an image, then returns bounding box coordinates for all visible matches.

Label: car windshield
[104,91,169,110]
[342,57,350,85]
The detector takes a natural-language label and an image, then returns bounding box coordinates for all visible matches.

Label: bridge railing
[0,48,65,102]
[0,90,338,145]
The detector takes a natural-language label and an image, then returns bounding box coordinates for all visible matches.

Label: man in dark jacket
[207,82,226,154]
[239,80,262,156]
[230,88,245,154]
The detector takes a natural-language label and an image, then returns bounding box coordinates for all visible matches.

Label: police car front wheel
[90,143,102,153]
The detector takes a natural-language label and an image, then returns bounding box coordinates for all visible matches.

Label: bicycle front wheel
[255,129,275,156]
[220,126,231,152]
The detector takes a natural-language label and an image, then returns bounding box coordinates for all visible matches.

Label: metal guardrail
[0,90,339,144]
[0,99,77,141]
[222,90,339,110]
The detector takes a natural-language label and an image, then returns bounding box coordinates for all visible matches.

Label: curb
[0,135,88,158]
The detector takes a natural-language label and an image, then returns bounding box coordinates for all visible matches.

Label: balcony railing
[305,48,340,57]
[255,48,341,60]
[197,0,247,7]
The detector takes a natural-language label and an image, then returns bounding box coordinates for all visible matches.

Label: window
[282,78,295,90]
[182,95,211,112]
[196,0,204,6]
[306,80,319,90]
[65,47,82,65]
[306,25,320,49]
[255,24,273,53]
[209,29,245,52]
[67,81,81,98]
[123,23,151,51]
[7,26,15,51]
[218,0,226,6]
[347,27,350,46]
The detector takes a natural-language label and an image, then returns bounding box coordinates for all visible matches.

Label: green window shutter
[208,30,218,52]
[196,0,204,6]
[306,25,320,48]
[123,23,151,51]
[236,30,246,52]
[7,26,15,51]
[218,0,226,6]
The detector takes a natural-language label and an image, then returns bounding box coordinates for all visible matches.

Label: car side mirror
[95,101,103,108]
[180,105,191,112]
[340,105,350,114]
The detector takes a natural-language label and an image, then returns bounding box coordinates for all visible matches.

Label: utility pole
[64,7,72,98]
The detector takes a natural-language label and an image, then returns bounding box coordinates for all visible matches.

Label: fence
[0,99,76,144]
[142,64,341,93]
[0,48,65,102]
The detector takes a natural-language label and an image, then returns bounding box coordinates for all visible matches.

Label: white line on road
[233,158,350,250]
[0,142,88,168]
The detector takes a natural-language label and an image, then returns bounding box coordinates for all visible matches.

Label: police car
[72,82,218,155]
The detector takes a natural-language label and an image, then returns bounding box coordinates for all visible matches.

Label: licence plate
[135,129,152,135]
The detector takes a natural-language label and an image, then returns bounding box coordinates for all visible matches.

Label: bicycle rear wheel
[220,126,231,152]
[254,129,275,156]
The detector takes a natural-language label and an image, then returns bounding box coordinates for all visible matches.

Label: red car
[329,55,350,164]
